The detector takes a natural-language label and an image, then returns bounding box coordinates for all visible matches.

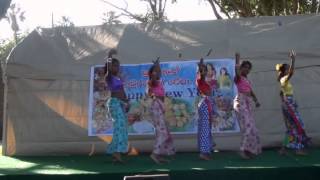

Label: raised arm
[287,50,296,80]
[154,58,161,77]
[104,49,117,81]
[104,60,111,82]
[234,52,241,82]
[199,57,204,66]
[198,57,206,81]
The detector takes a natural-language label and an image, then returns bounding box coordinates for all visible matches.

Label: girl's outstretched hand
[289,50,296,60]
[235,52,240,65]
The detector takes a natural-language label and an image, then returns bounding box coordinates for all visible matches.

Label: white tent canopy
[2,14,320,155]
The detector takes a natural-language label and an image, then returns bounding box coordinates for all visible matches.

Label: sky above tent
[0,0,218,40]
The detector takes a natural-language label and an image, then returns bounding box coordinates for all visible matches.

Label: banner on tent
[88,59,239,136]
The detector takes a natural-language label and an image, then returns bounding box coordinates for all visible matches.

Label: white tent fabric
[2,14,320,156]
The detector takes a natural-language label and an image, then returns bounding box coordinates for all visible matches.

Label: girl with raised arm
[104,49,129,163]
[276,50,311,156]
[196,58,216,160]
[233,53,261,159]
[147,60,175,164]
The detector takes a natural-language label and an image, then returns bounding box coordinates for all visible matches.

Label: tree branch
[148,0,158,18]
[159,0,162,16]
[229,0,248,17]
[212,0,231,19]
[162,0,167,17]
[292,0,298,14]
[311,0,317,13]
[100,0,146,23]
[207,0,222,19]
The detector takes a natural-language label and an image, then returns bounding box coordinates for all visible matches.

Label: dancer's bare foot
[88,143,95,156]
[246,151,258,158]
[239,151,250,160]
[199,154,211,161]
[112,153,125,164]
[158,156,170,163]
[127,146,139,156]
[150,154,162,164]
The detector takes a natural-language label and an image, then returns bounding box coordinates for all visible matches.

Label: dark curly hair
[240,61,252,70]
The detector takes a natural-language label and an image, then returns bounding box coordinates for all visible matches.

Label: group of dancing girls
[103,49,311,164]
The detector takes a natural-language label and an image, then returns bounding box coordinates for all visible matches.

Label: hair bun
[108,49,118,58]
[275,64,282,71]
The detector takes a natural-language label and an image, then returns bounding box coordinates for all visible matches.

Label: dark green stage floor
[1,149,320,180]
